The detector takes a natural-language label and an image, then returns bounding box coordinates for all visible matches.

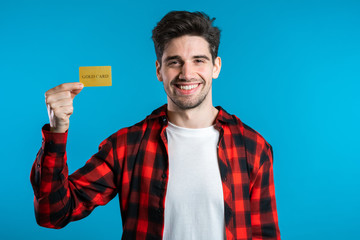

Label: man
[31,11,281,240]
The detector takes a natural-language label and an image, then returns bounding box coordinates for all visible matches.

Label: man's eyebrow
[164,55,182,62]
[193,55,210,61]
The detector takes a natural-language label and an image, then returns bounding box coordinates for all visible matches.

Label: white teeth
[179,84,198,90]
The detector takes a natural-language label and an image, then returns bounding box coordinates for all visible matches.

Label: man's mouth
[176,84,200,90]
[172,83,202,95]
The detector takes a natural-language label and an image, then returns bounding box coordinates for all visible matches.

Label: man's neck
[167,102,218,129]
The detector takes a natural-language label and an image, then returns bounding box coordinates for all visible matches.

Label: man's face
[156,35,221,110]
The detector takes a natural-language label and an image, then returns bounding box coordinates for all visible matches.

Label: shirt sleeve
[250,144,281,240]
[30,124,119,229]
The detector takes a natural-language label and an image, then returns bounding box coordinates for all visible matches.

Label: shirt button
[49,140,54,145]
[162,173,167,179]
[37,164,40,168]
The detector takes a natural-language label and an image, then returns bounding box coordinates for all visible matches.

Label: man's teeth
[179,84,198,90]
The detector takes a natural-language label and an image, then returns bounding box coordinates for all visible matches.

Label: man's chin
[171,98,204,110]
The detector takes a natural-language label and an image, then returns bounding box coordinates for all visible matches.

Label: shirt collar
[147,104,237,126]
[214,106,237,125]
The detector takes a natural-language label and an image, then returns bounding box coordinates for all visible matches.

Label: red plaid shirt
[31,105,280,240]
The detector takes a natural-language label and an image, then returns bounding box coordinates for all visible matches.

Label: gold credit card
[79,66,112,87]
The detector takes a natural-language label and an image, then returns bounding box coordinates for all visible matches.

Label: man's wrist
[50,126,68,133]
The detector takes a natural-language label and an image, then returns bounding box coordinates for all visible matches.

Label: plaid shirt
[31,104,280,240]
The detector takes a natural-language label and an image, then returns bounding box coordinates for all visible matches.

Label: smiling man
[156,34,221,128]
[31,11,281,240]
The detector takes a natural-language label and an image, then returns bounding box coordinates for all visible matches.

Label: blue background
[1,0,359,239]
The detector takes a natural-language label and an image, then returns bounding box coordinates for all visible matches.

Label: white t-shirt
[163,122,225,240]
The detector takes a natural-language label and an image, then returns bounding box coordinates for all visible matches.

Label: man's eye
[195,59,205,63]
[168,61,180,66]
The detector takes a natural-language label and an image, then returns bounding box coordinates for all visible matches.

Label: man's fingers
[50,105,74,122]
[56,106,74,118]
[49,98,73,109]
[45,91,71,104]
[44,82,83,133]
[45,82,84,96]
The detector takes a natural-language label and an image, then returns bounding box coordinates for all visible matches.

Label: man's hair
[152,11,221,65]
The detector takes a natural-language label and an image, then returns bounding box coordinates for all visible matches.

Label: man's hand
[45,83,84,133]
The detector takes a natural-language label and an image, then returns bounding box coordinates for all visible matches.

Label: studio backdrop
[0,0,359,239]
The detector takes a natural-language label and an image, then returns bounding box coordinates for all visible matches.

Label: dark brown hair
[152,11,221,65]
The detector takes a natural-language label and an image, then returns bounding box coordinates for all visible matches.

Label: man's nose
[179,62,195,81]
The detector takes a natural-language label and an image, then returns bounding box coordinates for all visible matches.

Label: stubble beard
[166,78,210,110]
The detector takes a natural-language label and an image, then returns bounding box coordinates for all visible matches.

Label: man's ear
[156,60,162,82]
[212,56,222,79]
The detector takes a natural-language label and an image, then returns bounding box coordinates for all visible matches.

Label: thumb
[71,83,84,99]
